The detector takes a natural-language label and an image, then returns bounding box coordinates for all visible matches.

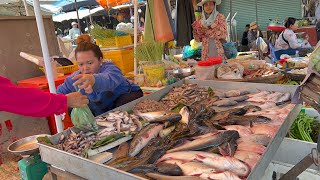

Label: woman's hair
[284,17,297,28]
[75,34,103,60]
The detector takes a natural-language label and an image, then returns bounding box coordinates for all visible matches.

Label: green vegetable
[171,103,186,113]
[310,46,320,73]
[289,111,317,142]
[135,42,164,63]
[286,79,299,85]
[90,24,116,39]
[92,133,126,149]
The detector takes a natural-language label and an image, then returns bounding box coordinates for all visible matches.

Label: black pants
[114,90,143,108]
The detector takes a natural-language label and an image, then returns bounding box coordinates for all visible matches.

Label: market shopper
[248,21,263,50]
[0,76,88,117]
[69,22,81,40]
[57,38,143,116]
[241,24,250,51]
[192,0,227,60]
[275,17,311,60]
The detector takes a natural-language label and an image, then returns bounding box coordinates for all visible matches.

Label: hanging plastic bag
[223,42,238,59]
[256,37,268,54]
[71,105,98,132]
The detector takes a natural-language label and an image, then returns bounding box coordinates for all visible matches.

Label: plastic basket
[96,35,133,48]
[39,63,78,75]
[142,63,165,87]
[102,48,134,74]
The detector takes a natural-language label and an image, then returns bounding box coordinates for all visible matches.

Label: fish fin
[249,121,253,128]
[195,154,206,160]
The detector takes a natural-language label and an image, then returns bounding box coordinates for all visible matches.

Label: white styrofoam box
[303,108,320,121]
[262,161,320,180]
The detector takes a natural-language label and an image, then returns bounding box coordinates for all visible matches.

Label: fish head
[179,106,190,125]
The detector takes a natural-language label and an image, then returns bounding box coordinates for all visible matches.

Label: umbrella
[53,0,98,12]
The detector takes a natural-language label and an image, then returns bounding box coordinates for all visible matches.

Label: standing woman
[192,0,227,60]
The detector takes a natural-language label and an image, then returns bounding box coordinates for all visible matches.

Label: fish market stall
[38,80,301,180]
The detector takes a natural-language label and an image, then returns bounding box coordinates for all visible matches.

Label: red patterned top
[192,13,227,60]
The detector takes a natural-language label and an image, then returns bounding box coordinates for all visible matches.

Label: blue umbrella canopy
[53,0,98,12]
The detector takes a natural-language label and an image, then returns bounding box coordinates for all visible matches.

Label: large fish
[225,90,250,98]
[237,134,271,146]
[250,124,279,138]
[201,171,241,180]
[227,95,250,102]
[237,141,266,155]
[157,162,183,176]
[167,131,239,153]
[129,124,163,157]
[224,125,252,137]
[157,151,220,163]
[135,111,167,121]
[146,173,202,180]
[234,150,261,169]
[218,115,271,126]
[178,162,216,176]
[195,154,250,177]
[212,99,238,107]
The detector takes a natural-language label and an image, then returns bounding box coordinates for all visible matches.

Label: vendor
[192,0,227,60]
[57,38,143,116]
[248,21,263,50]
[275,17,311,59]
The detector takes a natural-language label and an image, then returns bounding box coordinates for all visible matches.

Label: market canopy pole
[133,0,138,75]
[33,0,64,133]
[75,0,82,33]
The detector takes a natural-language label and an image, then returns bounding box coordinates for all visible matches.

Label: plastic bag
[182,45,202,59]
[217,62,244,79]
[71,105,99,132]
[256,37,268,53]
[190,39,202,50]
[223,42,238,59]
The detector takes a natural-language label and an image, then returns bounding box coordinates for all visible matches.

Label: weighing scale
[7,134,49,180]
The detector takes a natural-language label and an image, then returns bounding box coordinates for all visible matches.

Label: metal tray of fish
[38,80,301,180]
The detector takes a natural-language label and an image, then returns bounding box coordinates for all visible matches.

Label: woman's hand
[66,92,89,108]
[72,74,95,94]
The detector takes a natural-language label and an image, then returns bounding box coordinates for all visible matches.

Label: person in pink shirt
[0,76,88,117]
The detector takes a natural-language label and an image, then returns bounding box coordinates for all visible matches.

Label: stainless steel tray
[38,80,301,180]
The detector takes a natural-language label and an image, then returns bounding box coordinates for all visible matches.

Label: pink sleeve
[212,13,227,40]
[0,76,67,117]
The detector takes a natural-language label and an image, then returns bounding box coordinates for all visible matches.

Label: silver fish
[129,124,163,157]
[195,154,250,177]
[167,131,239,153]
[135,111,167,121]
[146,173,202,180]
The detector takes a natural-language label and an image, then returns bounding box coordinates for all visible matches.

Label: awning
[52,6,104,22]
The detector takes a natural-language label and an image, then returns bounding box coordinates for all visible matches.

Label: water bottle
[295,50,299,58]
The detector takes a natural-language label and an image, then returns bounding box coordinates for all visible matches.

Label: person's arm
[286,31,303,49]
[92,64,126,92]
[0,76,67,117]
[57,76,75,95]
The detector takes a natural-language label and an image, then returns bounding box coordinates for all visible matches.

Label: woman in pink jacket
[0,76,88,117]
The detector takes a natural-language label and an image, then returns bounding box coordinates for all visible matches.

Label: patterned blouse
[192,13,227,60]
[275,29,309,50]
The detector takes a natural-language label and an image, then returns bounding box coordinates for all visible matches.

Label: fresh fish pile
[48,84,297,179]
[57,131,97,157]
[95,111,142,139]
[133,99,168,113]
[160,84,211,109]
